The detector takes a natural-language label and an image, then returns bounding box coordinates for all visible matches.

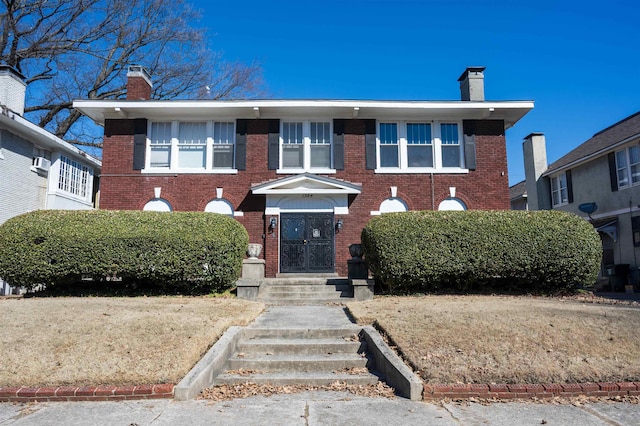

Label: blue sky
[194,0,639,186]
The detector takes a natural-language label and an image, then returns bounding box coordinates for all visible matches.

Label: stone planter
[247,243,262,259]
[349,243,363,259]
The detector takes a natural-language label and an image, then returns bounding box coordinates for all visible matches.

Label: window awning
[593,218,618,242]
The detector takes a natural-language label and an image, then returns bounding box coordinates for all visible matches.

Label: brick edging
[423,382,640,400]
[0,384,174,402]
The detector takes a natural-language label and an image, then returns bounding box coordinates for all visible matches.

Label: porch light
[336,219,343,231]
[269,217,277,229]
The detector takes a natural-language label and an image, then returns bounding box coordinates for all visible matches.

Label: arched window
[143,198,172,212]
[204,199,234,216]
[438,198,467,211]
[379,197,408,213]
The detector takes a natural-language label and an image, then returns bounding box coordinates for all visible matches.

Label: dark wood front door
[280,213,334,273]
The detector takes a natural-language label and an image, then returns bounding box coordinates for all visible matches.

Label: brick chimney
[458,67,486,101]
[0,65,27,115]
[126,65,152,100]
[523,132,551,210]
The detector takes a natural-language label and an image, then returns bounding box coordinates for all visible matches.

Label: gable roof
[544,111,640,176]
[509,180,527,201]
[251,173,361,195]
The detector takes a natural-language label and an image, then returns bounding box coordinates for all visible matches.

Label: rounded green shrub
[0,210,248,293]
[361,210,602,294]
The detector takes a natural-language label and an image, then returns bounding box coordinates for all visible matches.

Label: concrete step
[227,353,369,372]
[241,327,361,340]
[259,284,352,293]
[236,338,365,355]
[213,371,380,387]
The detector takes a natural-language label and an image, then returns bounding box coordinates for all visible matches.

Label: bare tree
[1,0,264,151]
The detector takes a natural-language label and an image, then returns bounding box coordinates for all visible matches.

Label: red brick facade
[99,117,510,277]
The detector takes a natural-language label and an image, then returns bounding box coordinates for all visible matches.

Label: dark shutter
[364,119,377,170]
[333,119,345,170]
[463,135,477,170]
[267,119,280,170]
[566,169,573,203]
[608,152,618,192]
[235,119,248,170]
[132,118,147,170]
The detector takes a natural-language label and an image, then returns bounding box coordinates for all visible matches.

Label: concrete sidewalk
[1,391,639,425]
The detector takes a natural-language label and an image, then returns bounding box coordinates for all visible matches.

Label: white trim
[141,168,238,175]
[277,168,336,174]
[334,206,349,215]
[374,168,469,174]
[233,211,244,217]
[578,205,640,220]
[265,207,280,215]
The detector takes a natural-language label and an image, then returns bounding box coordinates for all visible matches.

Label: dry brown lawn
[347,295,640,384]
[0,297,263,387]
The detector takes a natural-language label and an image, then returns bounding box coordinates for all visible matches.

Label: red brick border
[0,384,174,402]
[423,382,639,401]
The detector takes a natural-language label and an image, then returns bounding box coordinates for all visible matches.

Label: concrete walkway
[1,391,639,425]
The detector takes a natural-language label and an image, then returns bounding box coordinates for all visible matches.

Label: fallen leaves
[199,381,396,401]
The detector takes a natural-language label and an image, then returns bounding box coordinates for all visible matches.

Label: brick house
[74,66,533,278]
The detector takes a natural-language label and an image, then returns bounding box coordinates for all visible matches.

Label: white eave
[252,174,362,195]
[0,107,102,169]
[73,99,534,129]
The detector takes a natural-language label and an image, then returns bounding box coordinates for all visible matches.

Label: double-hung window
[178,122,206,169]
[406,123,433,167]
[551,173,568,206]
[441,123,461,167]
[150,122,172,168]
[280,121,333,171]
[615,145,640,189]
[147,121,236,172]
[376,121,463,172]
[213,122,235,168]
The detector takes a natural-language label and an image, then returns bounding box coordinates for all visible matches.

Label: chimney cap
[0,65,26,83]
[457,66,486,82]
[524,132,545,140]
[127,64,152,86]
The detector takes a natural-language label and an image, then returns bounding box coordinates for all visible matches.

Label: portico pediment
[251,173,361,195]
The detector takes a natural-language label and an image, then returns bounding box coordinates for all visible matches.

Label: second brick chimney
[126,65,152,100]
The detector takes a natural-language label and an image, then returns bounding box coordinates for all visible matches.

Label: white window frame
[278,120,335,174]
[375,120,467,174]
[550,172,568,207]
[144,121,237,174]
[615,145,640,190]
[57,155,92,199]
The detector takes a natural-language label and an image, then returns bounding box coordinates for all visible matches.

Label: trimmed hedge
[361,210,602,294]
[0,210,248,293]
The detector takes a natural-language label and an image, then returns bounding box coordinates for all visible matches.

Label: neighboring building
[523,113,640,285]
[74,66,533,278]
[509,180,528,210]
[0,66,101,294]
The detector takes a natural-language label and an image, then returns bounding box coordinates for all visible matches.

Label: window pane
[408,145,433,167]
[283,144,303,168]
[311,144,331,168]
[407,123,431,145]
[283,122,303,144]
[380,145,398,167]
[379,123,398,144]
[630,146,640,184]
[441,123,459,145]
[151,122,172,144]
[178,145,205,168]
[213,145,234,168]
[150,146,170,168]
[442,146,460,167]
[179,122,206,144]
[214,122,234,144]
[311,122,330,144]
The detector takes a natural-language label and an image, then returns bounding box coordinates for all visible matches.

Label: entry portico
[252,174,361,275]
